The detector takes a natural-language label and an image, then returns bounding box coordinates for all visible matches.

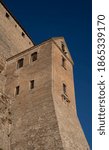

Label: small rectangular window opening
[17,58,24,69]
[15,86,20,95]
[61,43,65,52]
[63,83,66,95]
[30,80,34,89]
[62,56,66,69]
[31,52,37,62]
[5,12,10,18]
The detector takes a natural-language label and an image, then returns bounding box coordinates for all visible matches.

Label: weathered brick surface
[0,2,34,59]
[0,2,90,150]
[5,42,63,150]
[2,38,90,150]
[0,91,12,150]
[0,1,34,97]
[52,38,90,150]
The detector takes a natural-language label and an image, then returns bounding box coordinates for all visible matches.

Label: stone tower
[0,2,90,150]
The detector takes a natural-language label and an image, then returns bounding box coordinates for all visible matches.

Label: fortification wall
[0,91,12,150]
[0,2,34,59]
[4,42,63,150]
[52,40,90,150]
[0,2,34,94]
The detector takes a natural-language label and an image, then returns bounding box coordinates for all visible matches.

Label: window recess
[63,83,67,95]
[30,80,35,89]
[31,52,37,62]
[15,86,20,95]
[61,42,65,52]
[61,42,67,55]
[62,56,66,69]
[62,83,70,102]
[17,58,24,69]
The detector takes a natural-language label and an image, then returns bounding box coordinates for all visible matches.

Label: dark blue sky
[3,0,92,149]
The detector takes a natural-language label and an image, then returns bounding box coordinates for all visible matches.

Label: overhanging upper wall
[0,2,34,59]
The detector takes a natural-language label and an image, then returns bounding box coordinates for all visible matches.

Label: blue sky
[3,0,92,149]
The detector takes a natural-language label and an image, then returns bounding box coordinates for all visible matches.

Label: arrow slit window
[62,56,66,69]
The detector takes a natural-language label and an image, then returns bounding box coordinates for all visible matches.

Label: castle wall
[0,73,6,92]
[0,2,34,60]
[0,91,12,150]
[52,38,73,63]
[4,42,63,150]
[0,2,90,150]
[0,2,34,94]
[52,40,90,150]
[0,54,6,93]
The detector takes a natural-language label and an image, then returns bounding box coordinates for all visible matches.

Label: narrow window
[63,83,67,95]
[61,83,70,102]
[17,58,24,69]
[22,32,25,37]
[61,42,67,55]
[61,42,65,52]
[15,86,20,95]
[31,52,37,62]
[5,12,10,18]
[30,80,34,89]
[62,56,66,69]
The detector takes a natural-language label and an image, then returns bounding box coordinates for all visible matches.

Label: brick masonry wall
[0,1,34,101]
[0,2,34,60]
[0,91,12,150]
[0,35,90,149]
[0,2,90,150]
[4,42,64,150]
[52,38,90,150]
